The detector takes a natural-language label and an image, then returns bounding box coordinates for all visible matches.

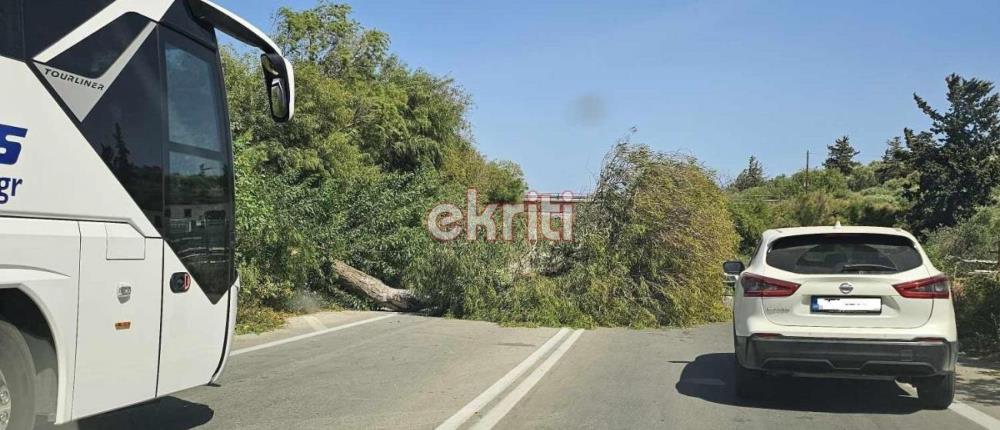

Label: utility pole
[805,150,810,191]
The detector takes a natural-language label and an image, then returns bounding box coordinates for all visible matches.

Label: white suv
[725,225,958,409]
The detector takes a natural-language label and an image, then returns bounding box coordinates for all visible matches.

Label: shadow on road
[39,396,214,430]
[676,353,924,415]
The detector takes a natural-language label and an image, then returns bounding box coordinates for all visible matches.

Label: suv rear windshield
[766,233,923,274]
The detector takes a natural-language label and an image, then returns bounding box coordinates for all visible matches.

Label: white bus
[0,1,294,428]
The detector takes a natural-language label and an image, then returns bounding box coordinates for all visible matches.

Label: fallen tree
[332,260,424,311]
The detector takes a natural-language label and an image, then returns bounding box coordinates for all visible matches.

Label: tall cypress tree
[732,155,765,191]
[876,136,907,181]
[824,135,860,175]
[905,74,1000,232]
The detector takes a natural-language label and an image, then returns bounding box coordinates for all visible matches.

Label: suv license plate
[811,297,882,314]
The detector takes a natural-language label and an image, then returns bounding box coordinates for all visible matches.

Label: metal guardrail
[723,273,737,287]
[722,273,737,296]
[954,258,999,277]
[721,273,737,308]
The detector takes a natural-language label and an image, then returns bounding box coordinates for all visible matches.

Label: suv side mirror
[723,260,745,275]
[261,53,294,122]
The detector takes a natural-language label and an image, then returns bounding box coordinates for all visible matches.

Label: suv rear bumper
[736,335,957,377]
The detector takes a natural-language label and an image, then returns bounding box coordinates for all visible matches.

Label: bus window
[68,14,165,229]
[163,29,233,302]
[46,12,149,79]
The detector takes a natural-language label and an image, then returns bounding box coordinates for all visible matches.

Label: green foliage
[226,1,488,178]
[924,205,1000,275]
[726,164,907,256]
[441,146,527,204]
[906,74,1000,234]
[847,162,879,192]
[788,192,838,226]
[728,197,771,256]
[231,263,293,323]
[954,275,1000,353]
[234,139,342,306]
[483,160,528,203]
[551,142,738,326]
[841,193,904,227]
[752,167,849,199]
[876,136,908,182]
[731,155,766,191]
[921,205,1000,351]
[335,170,456,286]
[408,142,738,328]
[225,2,526,331]
[824,135,860,175]
[405,240,593,327]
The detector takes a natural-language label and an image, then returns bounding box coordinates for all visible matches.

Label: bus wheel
[0,320,36,430]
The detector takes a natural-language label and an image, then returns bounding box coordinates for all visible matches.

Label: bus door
[74,222,163,418]
[155,24,234,396]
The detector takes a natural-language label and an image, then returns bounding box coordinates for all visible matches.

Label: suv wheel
[0,320,36,430]
[915,373,955,410]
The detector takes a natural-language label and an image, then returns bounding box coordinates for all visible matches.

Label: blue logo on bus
[0,123,26,205]
[0,124,27,165]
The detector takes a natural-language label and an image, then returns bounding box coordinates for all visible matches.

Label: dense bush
[955,276,1000,353]
[404,237,528,318]
[405,143,739,328]
[541,143,738,327]
[729,197,772,256]
[924,205,1000,275]
[920,206,1000,352]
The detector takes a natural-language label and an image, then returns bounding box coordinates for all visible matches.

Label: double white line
[437,328,586,430]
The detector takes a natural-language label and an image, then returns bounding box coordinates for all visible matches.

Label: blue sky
[214,0,1000,193]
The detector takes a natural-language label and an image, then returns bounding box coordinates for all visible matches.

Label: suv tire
[915,373,955,410]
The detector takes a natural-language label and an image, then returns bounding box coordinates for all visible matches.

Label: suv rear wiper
[840,264,897,273]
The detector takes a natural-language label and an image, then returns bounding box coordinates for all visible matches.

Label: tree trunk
[332,260,423,311]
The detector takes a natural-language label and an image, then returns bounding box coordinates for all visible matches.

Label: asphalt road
[51,311,1000,430]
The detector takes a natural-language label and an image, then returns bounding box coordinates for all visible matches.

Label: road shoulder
[232,310,391,351]
[956,354,1000,422]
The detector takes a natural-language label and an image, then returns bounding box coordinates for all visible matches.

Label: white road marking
[436,328,572,430]
[950,402,1000,430]
[231,314,396,356]
[471,329,585,430]
[303,315,326,331]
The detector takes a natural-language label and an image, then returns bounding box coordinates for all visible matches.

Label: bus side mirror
[261,53,295,122]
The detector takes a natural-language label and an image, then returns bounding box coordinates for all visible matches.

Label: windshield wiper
[840,264,897,273]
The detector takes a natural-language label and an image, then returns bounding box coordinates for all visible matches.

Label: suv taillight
[893,275,950,299]
[741,273,800,297]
